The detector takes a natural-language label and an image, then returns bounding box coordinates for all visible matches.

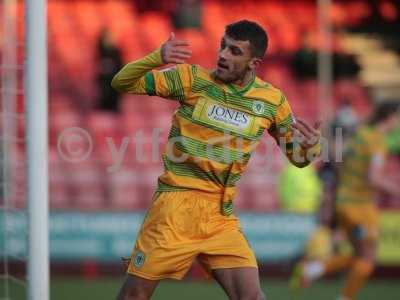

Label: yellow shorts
[337,203,379,242]
[127,190,257,280]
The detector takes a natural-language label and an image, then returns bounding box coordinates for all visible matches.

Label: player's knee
[116,278,153,300]
[351,226,378,247]
[238,288,265,300]
[358,251,376,266]
[116,288,150,300]
[257,289,266,300]
[355,243,377,262]
[351,258,374,279]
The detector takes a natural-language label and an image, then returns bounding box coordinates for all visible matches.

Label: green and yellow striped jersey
[112,48,318,215]
[337,126,387,205]
[147,63,296,215]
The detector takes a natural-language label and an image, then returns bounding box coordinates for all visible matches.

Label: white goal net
[1,1,27,299]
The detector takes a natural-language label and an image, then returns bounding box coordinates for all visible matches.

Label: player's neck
[232,71,254,88]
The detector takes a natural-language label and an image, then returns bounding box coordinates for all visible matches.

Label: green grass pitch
[2,277,400,300]
[0,278,400,300]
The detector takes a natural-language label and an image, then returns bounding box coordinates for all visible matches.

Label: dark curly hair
[225,20,268,59]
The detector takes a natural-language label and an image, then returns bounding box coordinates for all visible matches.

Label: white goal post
[25,0,49,299]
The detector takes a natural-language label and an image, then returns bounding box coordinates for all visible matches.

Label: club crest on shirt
[252,101,265,115]
[133,250,146,269]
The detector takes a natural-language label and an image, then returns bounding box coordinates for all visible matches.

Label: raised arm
[111,33,192,97]
[111,47,163,94]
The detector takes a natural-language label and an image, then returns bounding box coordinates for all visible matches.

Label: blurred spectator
[332,99,359,139]
[172,0,202,29]
[291,33,360,80]
[333,52,360,79]
[97,29,123,112]
[136,0,175,13]
[318,160,338,227]
[291,32,317,80]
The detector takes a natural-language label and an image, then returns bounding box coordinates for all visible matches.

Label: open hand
[161,32,192,64]
[292,119,321,149]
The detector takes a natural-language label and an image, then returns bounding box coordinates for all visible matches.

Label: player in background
[289,115,357,289]
[111,20,321,300]
[291,101,400,300]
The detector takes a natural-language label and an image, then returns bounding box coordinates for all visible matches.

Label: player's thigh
[338,206,378,249]
[212,267,265,300]
[116,274,159,300]
[351,235,377,261]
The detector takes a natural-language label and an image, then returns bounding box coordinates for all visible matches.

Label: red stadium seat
[106,165,143,210]
[72,1,103,42]
[290,2,317,30]
[67,161,106,210]
[330,3,348,28]
[202,2,226,50]
[49,107,82,147]
[86,112,120,140]
[9,146,27,209]
[85,112,123,165]
[49,149,71,209]
[136,165,161,207]
[295,80,319,121]
[138,13,172,52]
[345,1,372,26]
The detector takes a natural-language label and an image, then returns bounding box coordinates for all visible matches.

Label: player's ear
[249,57,262,70]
